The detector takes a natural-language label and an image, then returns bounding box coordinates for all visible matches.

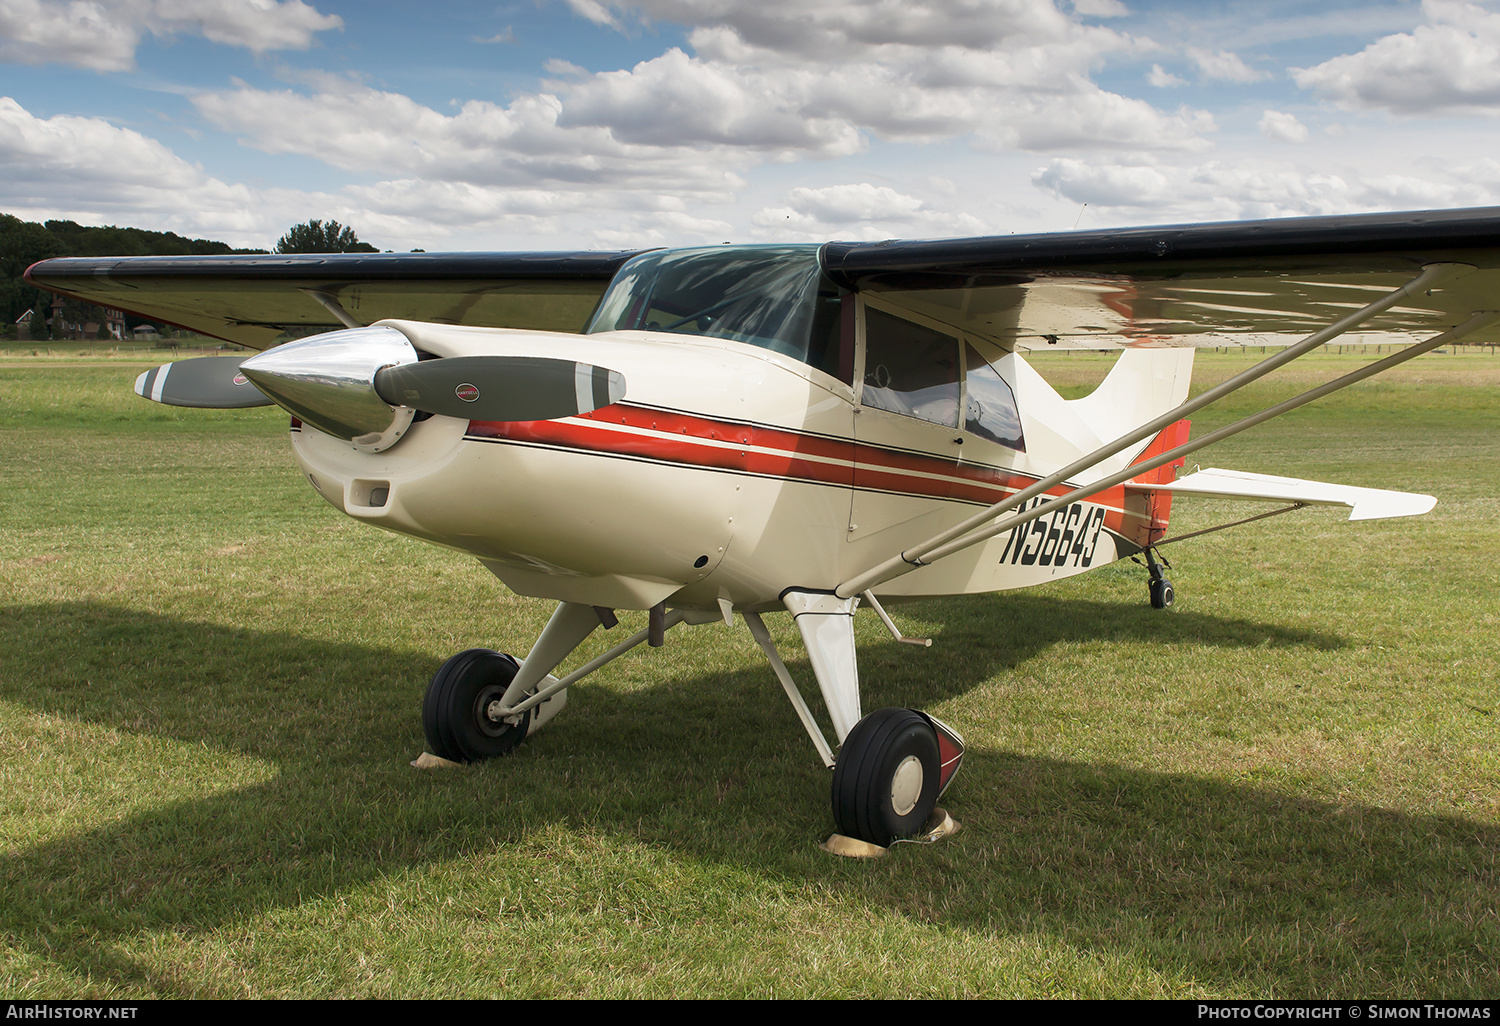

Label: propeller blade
[373,356,626,422]
[134,356,274,409]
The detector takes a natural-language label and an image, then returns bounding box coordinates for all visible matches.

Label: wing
[24,250,642,350]
[26,207,1500,352]
[820,206,1500,349]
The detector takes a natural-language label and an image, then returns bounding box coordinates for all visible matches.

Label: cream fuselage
[287,317,1184,613]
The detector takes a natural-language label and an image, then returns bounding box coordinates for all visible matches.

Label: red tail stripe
[1102,418,1190,541]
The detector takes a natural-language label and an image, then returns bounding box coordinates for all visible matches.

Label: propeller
[133,355,274,409]
[136,326,628,454]
[373,356,626,422]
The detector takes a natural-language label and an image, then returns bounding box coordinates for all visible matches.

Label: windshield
[585,245,842,371]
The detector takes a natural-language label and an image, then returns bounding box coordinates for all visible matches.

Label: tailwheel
[1149,575,1175,609]
[422,648,532,763]
[831,708,946,848]
[1144,546,1174,609]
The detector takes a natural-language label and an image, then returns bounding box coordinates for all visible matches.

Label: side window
[861,308,960,428]
[964,343,1026,452]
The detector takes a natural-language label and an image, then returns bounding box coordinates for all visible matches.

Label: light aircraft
[27,206,1500,851]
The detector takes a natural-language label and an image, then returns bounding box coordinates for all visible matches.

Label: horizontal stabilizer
[134,356,274,409]
[1131,467,1435,521]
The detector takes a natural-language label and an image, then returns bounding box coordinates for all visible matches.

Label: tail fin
[1071,349,1194,551]
[1067,347,1194,443]
[1005,347,1194,483]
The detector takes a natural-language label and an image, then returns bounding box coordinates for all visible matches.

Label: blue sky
[3,0,1500,252]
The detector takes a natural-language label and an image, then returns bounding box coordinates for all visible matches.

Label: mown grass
[0,348,1495,998]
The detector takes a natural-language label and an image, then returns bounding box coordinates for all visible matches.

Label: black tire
[422,648,532,763]
[1149,577,1174,609]
[831,708,941,847]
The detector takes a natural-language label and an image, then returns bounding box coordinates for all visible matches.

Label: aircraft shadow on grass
[1,597,1493,996]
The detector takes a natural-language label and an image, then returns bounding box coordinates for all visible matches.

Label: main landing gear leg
[1145,546,1174,609]
[770,590,965,854]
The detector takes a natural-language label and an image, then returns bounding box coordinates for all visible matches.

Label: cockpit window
[585,245,842,374]
[861,308,961,428]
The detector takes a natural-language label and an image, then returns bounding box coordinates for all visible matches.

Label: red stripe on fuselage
[466,403,1134,511]
[469,408,851,488]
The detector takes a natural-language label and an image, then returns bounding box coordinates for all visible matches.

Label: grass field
[0,346,1496,998]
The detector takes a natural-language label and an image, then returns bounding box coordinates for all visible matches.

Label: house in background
[48,294,82,339]
[13,302,128,342]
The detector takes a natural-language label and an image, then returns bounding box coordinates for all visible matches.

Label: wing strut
[299,288,363,329]
[837,262,1491,598]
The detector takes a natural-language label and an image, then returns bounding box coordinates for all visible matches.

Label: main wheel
[422,648,532,763]
[831,708,941,848]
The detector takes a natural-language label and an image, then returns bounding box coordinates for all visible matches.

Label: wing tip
[1347,494,1437,521]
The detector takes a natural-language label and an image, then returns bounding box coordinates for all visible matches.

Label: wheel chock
[821,833,888,858]
[410,751,464,770]
[820,807,962,858]
[906,807,962,844]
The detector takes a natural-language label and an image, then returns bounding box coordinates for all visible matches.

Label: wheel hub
[475,685,516,737]
[890,755,925,817]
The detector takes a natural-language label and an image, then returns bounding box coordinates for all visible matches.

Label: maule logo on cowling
[455,383,480,403]
[233,373,249,385]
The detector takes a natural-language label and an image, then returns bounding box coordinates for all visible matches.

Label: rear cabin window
[964,343,1025,452]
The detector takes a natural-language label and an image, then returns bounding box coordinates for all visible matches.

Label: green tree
[0,212,263,330]
[0,214,64,327]
[275,220,379,254]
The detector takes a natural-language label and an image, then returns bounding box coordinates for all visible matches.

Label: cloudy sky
[3,0,1500,252]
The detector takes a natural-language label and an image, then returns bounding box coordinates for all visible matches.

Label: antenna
[1072,203,1088,230]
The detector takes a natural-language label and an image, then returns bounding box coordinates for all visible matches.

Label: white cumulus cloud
[1072,0,1128,16]
[1148,63,1186,88]
[752,182,988,241]
[1187,46,1265,83]
[0,0,342,71]
[557,48,865,155]
[193,80,746,194]
[0,95,280,240]
[605,0,1086,58]
[1258,110,1308,143]
[1032,155,1500,223]
[1293,0,1500,114]
[537,0,1209,154]
[191,0,1216,225]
